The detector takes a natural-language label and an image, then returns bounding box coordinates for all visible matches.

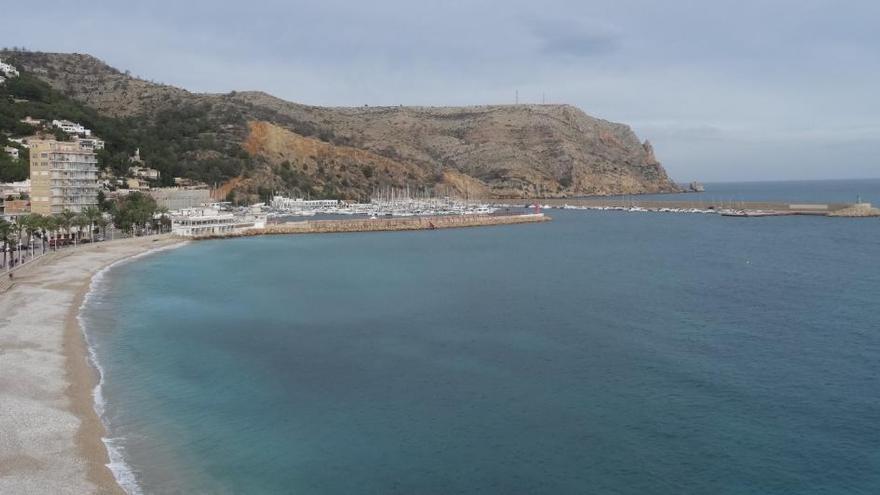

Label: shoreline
[0,235,187,494]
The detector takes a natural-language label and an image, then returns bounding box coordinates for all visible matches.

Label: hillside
[1,50,680,200]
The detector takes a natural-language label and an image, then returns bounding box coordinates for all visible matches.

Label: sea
[81,179,880,494]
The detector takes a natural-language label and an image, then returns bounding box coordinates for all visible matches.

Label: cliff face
[5,51,679,199]
[233,94,679,197]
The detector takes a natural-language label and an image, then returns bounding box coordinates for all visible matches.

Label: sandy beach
[0,235,186,494]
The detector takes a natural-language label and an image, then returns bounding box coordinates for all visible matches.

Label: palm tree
[56,209,76,248]
[81,206,102,242]
[155,206,170,234]
[0,218,11,270]
[74,214,89,245]
[96,217,109,241]
[39,215,56,254]
[11,216,26,266]
[22,214,42,261]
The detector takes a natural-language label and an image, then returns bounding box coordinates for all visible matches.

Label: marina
[169,194,527,239]
[166,194,876,240]
[269,188,499,218]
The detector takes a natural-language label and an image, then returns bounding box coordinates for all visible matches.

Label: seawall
[503,198,879,217]
[194,213,549,239]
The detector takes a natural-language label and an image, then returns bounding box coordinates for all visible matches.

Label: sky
[3,0,879,182]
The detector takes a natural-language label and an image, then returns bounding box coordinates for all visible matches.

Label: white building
[9,137,30,148]
[77,137,105,151]
[51,119,91,137]
[0,179,30,198]
[4,146,18,160]
[171,206,266,237]
[149,187,211,211]
[20,116,43,127]
[130,165,160,181]
[0,58,19,78]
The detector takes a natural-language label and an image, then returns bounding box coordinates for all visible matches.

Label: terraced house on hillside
[29,140,99,214]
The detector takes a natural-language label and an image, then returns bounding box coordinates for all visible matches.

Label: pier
[191,213,550,239]
[498,198,879,217]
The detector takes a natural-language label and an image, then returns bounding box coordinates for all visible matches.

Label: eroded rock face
[232,94,681,197]
[7,51,680,199]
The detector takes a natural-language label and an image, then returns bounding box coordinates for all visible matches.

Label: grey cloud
[530,19,619,57]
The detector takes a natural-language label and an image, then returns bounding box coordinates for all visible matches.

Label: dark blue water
[602,178,880,205]
[84,183,880,494]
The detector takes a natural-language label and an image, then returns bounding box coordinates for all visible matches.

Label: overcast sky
[3,0,879,181]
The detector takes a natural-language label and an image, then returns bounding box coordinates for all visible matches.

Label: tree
[10,216,26,266]
[81,206,102,241]
[160,214,172,233]
[21,213,42,261]
[96,190,111,212]
[111,192,158,235]
[56,209,76,246]
[39,215,57,254]
[73,214,89,245]
[0,218,11,269]
[153,206,170,233]
[96,217,109,241]
[0,151,28,182]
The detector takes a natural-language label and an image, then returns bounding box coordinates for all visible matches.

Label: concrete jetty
[502,198,878,217]
[192,213,550,239]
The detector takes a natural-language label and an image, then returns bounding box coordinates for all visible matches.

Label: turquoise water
[84,181,880,494]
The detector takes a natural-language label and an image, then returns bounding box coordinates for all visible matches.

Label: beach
[0,235,185,494]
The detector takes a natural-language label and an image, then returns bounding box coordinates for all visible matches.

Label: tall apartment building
[29,140,99,214]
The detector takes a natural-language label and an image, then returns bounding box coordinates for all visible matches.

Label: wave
[77,241,189,495]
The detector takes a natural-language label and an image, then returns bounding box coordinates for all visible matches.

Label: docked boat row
[492,203,720,215]
[268,195,498,218]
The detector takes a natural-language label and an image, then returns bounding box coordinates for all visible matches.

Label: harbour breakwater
[193,213,550,239]
[501,198,880,217]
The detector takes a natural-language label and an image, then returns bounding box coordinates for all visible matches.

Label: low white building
[0,179,31,198]
[20,116,43,127]
[171,206,266,237]
[4,146,18,160]
[52,119,91,137]
[77,137,105,151]
[130,165,160,181]
[9,137,30,148]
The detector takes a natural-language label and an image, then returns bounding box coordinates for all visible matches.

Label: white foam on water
[77,241,189,495]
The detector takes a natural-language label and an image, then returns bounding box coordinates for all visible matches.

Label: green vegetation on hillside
[0,66,256,186]
[0,134,28,182]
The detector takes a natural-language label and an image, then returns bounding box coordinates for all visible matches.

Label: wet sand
[0,235,186,494]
